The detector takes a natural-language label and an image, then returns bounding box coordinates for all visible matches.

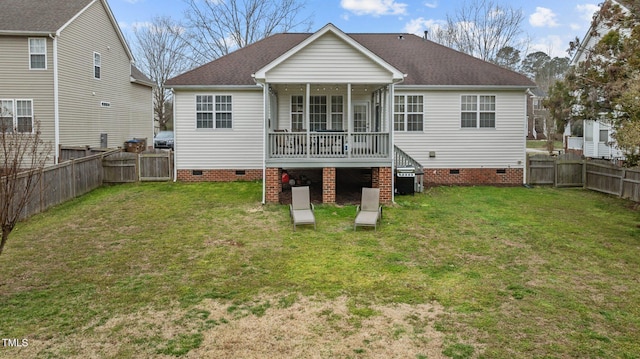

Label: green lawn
[527,139,564,150]
[1,182,639,358]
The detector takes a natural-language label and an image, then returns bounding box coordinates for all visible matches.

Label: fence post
[554,157,558,187]
[620,168,626,198]
[583,159,587,189]
[71,158,76,198]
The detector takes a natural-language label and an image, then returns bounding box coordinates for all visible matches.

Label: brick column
[265,167,280,204]
[377,167,393,204]
[371,167,379,188]
[322,167,336,204]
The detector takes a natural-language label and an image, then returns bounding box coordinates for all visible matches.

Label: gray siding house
[0,0,154,163]
[166,24,535,204]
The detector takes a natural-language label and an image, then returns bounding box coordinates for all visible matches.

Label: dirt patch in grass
[14,295,449,359]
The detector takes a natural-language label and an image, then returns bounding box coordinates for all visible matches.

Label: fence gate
[103,150,173,183]
[139,150,172,181]
[103,152,138,183]
[528,153,584,187]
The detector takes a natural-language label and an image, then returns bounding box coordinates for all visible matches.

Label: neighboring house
[166,24,534,204]
[0,0,154,164]
[526,88,548,140]
[566,0,630,160]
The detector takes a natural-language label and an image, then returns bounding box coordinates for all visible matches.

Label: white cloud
[529,7,559,28]
[424,1,437,9]
[576,4,600,22]
[530,35,568,58]
[403,17,445,35]
[340,0,408,16]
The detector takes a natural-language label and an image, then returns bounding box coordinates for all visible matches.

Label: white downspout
[523,92,528,185]
[261,82,268,204]
[50,33,60,164]
[389,83,395,204]
[172,88,178,182]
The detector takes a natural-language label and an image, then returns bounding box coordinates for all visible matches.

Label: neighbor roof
[0,0,93,34]
[167,28,534,88]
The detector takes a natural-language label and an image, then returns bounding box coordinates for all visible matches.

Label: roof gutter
[0,30,53,36]
[396,84,535,91]
[167,84,262,91]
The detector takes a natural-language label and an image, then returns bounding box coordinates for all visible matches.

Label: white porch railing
[268,132,390,159]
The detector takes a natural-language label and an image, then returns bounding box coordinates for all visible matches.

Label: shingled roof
[167,28,534,88]
[0,0,93,33]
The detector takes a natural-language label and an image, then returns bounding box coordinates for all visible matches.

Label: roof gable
[253,24,404,83]
[0,0,133,61]
[0,0,93,34]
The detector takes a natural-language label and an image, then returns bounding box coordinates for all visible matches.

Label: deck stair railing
[394,145,424,192]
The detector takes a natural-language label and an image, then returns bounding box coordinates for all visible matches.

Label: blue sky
[109,0,600,58]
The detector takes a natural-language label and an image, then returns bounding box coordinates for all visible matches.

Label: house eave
[168,84,263,92]
[0,30,53,36]
[130,77,155,88]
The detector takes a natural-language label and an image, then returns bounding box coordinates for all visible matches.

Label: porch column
[347,83,351,157]
[388,84,395,203]
[305,83,310,158]
[378,167,393,204]
[265,167,281,204]
[322,167,336,204]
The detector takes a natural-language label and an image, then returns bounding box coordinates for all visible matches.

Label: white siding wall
[394,89,527,169]
[0,36,56,152]
[174,90,264,170]
[57,1,152,148]
[266,32,393,84]
[583,120,625,159]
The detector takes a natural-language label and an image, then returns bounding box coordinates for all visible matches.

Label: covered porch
[263,82,395,167]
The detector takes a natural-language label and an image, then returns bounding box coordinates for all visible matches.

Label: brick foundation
[423,168,523,186]
[177,169,263,182]
[322,167,336,204]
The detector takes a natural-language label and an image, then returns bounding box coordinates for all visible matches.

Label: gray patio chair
[290,186,316,231]
[354,187,382,231]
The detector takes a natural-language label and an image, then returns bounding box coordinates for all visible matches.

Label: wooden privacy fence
[6,149,172,221]
[527,153,640,202]
[13,149,120,220]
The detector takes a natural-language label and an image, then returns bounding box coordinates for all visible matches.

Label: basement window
[192,170,203,176]
[450,169,460,175]
[235,170,246,176]
[496,169,507,174]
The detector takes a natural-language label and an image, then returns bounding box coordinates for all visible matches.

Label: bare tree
[0,118,51,255]
[430,0,528,62]
[132,16,196,131]
[182,0,313,60]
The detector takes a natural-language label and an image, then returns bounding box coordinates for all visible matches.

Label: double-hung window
[461,95,496,128]
[29,38,46,70]
[196,95,232,129]
[215,95,232,129]
[291,96,304,131]
[331,96,344,131]
[0,99,33,133]
[94,52,101,79]
[394,95,423,131]
[1,100,14,132]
